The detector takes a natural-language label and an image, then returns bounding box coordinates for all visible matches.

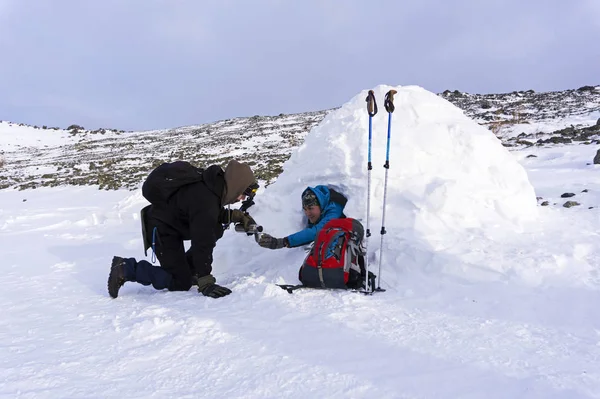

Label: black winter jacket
[149,165,228,277]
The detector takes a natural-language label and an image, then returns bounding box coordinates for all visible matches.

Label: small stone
[541,201,550,206]
[594,149,600,164]
[563,201,580,208]
[561,193,576,198]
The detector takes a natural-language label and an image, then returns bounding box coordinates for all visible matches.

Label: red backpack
[296,218,374,290]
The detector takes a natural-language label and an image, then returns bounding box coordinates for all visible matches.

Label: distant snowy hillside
[441,85,600,144]
[1,85,599,192]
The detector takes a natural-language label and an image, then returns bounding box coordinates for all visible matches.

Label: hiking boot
[108,256,128,298]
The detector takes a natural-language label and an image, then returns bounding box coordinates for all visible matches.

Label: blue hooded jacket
[286,185,346,247]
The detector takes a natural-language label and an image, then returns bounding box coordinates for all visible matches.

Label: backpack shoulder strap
[328,188,348,207]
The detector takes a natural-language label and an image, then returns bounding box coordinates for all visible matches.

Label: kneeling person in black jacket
[108,160,257,299]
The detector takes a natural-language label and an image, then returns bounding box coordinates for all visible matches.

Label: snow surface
[2,85,600,398]
[501,110,600,140]
[0,121,73,148]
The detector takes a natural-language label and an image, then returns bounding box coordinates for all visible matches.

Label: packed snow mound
[252,85,537,244]
[217,85,538,287]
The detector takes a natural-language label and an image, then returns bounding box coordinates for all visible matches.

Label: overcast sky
[0,0,598,131]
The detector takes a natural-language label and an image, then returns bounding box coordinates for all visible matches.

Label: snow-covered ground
[2,86,600,398]
[501,110,600,140]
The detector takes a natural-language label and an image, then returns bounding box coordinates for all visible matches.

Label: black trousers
[131,214,202,292]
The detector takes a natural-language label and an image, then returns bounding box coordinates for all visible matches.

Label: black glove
[257,233,288,249]
[230,209,256,232]
[200,283,232,298]
[197,274,232,298]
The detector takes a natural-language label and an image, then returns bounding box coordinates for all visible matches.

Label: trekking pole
[364,90,377,293]
[377,90,397,291]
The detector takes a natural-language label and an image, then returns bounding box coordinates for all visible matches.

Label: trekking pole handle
[384,90,397,113]
[366,90,378,117]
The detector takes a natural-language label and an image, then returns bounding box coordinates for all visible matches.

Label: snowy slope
[2,86,600,398]
[2,85,599,192]
[442,86,600,142]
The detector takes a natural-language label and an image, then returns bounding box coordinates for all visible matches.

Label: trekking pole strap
[366,90,378,117]
[384,90,397,113]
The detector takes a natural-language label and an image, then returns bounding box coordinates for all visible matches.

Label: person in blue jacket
[257,185,347,249]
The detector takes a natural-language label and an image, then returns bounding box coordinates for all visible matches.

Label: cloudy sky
[0,0,598,131]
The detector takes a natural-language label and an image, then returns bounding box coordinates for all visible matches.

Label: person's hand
[197,274,232,298]
[200,283,232,298]
[230,209,255,232]
[257,233,288,249]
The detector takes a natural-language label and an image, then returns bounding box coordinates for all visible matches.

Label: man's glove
[201,284,232,298]
[230,209,256,232]
[197,275,232,298]
[257,233,288,250]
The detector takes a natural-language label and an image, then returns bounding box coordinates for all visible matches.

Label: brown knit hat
[222,160,256,206]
